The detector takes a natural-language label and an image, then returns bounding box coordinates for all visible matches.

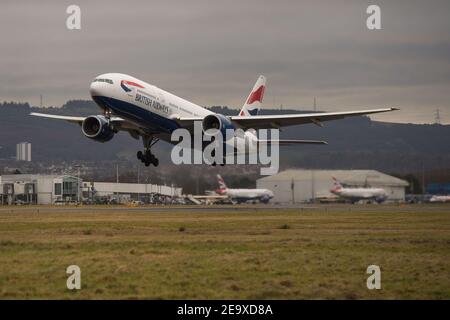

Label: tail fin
[216,174,228,195]
[217,174,227,190]
[331,176,343,192]
[238,75,266,116]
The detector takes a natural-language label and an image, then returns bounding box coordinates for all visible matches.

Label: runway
[1,203,449,213]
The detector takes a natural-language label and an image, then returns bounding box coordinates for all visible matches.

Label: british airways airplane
[216,174,274,204]
[31,73,397,166]
[330,177,388,203]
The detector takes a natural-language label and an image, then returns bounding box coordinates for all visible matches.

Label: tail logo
[217,174,228,190]
[331,176,342,193]
[246,85,265,105]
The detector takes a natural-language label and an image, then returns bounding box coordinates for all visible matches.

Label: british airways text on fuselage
[135,92,169,114]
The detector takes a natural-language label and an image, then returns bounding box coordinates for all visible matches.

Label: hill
[0,100,449,174]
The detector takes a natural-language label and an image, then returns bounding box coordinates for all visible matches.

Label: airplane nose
[89,81,102,97]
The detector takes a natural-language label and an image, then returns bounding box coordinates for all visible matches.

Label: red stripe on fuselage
[122,80,145,88]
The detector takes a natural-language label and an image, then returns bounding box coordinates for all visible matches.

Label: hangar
[257,169,409,203]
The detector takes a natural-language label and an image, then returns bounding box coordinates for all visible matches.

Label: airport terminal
[0,174,182,205]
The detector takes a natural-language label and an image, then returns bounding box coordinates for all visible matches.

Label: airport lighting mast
[137,164,140,202]
[434,108,441,125]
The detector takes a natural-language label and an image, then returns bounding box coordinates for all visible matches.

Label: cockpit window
[93,78,113,84]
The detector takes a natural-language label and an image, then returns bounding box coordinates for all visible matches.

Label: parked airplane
[429,195,450,203]
[31,73,397,166]
[330,176,387,203]
[215,174,274,204]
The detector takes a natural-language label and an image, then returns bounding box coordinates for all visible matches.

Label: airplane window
[92,79,113,84]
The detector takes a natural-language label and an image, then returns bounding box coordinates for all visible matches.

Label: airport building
[82,181,182,203]
[257,169,409,203]
[0,174,182,205]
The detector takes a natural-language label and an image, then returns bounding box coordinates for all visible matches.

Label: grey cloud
[0,0,449,123]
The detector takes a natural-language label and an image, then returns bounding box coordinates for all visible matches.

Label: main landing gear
[137,136,159,167]
[209,149,225,166]
[210,161,225,167]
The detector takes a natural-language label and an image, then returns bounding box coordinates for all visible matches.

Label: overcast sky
[1,0,449,123]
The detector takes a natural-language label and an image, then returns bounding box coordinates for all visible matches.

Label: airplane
[330,176,388,203]
[429,195,450,203]
[30,73,398,166]
[215,174,274,204]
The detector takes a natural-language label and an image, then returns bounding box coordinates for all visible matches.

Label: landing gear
[137,136,159,167]
[210,161,225,167]
[137,150,159,167]
[209,150,226,166]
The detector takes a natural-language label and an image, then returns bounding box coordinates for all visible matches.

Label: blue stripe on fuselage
[92,96,180,133]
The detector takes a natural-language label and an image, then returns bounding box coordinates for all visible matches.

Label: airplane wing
[175,107,398,130]
[229,108,398,129]
[29,112,143,140]
[30,112,125,124]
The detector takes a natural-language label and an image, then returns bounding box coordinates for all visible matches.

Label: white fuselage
[220,188,274,203]
[89,73,257,148]
[430,195,450,203]
[90,73,212,134]
[331,187,387,202]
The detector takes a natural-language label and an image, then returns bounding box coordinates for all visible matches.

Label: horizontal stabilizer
[257,139,328,145]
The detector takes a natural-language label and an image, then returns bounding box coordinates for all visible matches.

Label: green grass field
[0,205,449,299]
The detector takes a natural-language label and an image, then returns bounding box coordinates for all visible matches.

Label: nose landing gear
[137,136,159,167]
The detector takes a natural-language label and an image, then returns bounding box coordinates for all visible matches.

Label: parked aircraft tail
[331,176,343,192]
[216,174,228,192]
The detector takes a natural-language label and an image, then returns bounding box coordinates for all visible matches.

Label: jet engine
[81,115,115,142]
[202,114,235,137]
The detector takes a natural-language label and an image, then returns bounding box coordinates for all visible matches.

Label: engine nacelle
[202,114,235,137]
[81,115,115,142]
